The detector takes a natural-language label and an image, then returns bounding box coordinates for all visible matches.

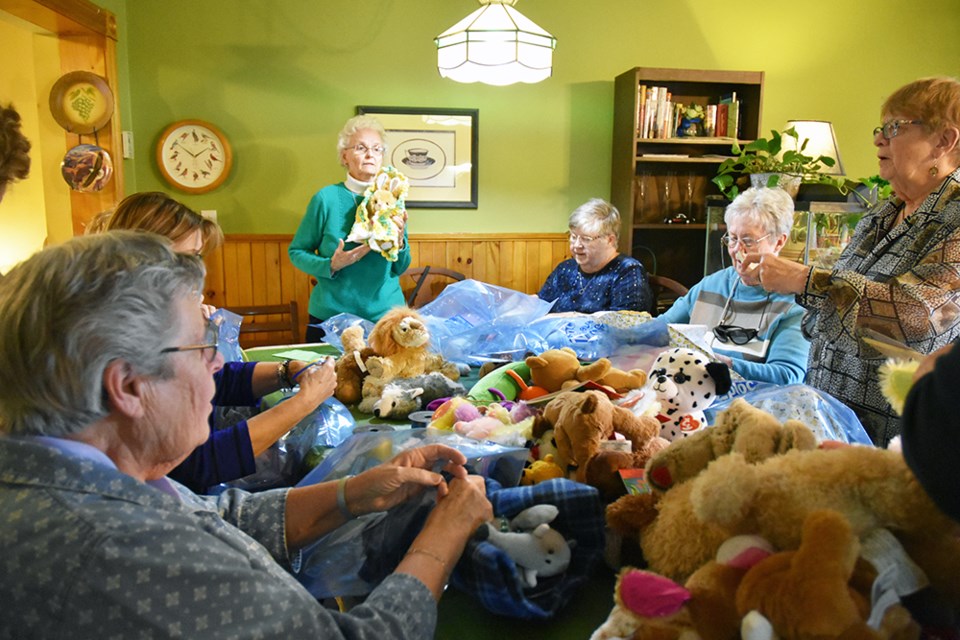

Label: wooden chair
[401,266,466,308]
[648,274,689,316]
[224,301,301,348]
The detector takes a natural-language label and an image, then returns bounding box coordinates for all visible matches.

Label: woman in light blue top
[659,187,809,384]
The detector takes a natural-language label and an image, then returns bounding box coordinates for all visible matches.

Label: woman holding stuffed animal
[289,115,411,341]
[659,187,809,385]
[538,198,655,314]
[742,76,960,446]
[94,191,338,493]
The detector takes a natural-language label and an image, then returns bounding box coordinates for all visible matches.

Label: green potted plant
[712,127,845,200]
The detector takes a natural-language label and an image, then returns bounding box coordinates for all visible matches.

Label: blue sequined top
[538,254,654,314]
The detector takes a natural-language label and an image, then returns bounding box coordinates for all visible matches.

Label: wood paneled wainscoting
[203,233,570,344]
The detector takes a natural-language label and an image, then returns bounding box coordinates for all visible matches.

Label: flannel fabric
[799,168,960,445]
[451,478,605,620]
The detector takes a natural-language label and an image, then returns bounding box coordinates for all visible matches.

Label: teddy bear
[357,307,460,414]
[334,325,377,406]
[648,347,731,441]
[735,509,921,640]
[540,389,669,486]
[592,510,920,640]
[611,443,960,612]
[644,398,818,492]
[346,166,410,261]
[526,347,648,394]
[591,533,775,640]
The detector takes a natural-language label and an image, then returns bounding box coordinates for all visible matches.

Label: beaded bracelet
[337,475,354,520]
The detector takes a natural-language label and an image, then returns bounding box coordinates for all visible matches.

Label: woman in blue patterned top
[538,198,654,314]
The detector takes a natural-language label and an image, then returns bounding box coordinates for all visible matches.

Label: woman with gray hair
[290,115,410,340]
[0,231,491,639]
[538,198,654,313]
[659,187,809,384]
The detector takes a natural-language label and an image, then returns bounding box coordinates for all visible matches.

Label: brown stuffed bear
[541,389,668,485]
[644,398,818,492]
[593,511,920,640]
[526,347,647,393]
[334,325,377,406]
[611,444,960,613]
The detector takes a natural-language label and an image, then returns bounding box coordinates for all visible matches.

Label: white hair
[724,187,795,238]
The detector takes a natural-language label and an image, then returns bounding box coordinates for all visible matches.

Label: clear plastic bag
[316,314,374,351]
[210,308,244,362]
[293,430,530,599]
[528,314,670,361]
[704,383,873,445]
[213,397,356,492]
[418,279,555,364]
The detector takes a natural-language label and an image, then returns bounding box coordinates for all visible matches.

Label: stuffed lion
[358,307,459,414]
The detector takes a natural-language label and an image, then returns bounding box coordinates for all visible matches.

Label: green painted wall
[113,0,960,235]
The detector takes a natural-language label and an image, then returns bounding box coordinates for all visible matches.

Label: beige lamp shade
[785,120,845,176]
[435,0,556,86]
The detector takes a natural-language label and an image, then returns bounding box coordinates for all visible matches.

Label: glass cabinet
[703,199,865,276]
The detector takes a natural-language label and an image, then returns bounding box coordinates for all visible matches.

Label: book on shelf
[719,92,738,139]
[716,102,729,137]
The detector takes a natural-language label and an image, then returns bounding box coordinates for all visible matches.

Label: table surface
[244,344,621,639]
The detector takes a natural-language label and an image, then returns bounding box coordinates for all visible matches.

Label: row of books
[636,85,742,139]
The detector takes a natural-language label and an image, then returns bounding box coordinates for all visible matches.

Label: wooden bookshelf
[611,67,764,287]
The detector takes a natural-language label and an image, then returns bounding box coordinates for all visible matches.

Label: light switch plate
[121,131,134,159]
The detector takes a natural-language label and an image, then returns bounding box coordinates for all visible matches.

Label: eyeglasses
[568,232,604,245]
[351,144,385,156]
[712,282,768,346]
[713,324,759,345]
[160,317,220,363]
[720,233,771,251]
[873,119,923,140]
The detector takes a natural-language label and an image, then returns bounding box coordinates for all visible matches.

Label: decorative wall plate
[60,144,114,192]
[156,120,233,194]
[49,71,115,134]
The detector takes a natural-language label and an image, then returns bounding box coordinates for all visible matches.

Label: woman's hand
[288,357,336,410]
[331,239,372,272]
[346,444,471,515]
[741,252,810,295]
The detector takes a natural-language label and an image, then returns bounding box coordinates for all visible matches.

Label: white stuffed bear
[648,347,731,441]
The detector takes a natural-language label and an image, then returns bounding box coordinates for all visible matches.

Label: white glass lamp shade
[435,0,557,86]
[785,120,845,176]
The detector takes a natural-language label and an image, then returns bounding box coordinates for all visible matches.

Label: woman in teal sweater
[659,188,809,384]
[289,115,411,341]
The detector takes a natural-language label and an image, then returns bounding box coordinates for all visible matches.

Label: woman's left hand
[346,444,469,515]
[741,252,811,295]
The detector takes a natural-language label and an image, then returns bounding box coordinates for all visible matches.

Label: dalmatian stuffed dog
[649,347,731,441]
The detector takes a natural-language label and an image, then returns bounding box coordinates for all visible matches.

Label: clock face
[157,120,233,194]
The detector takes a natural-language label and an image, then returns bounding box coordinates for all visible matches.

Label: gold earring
[930,164,939,177]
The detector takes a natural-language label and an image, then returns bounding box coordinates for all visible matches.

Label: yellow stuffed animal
[346,166,409,261]
[357,307,459,414]
[526,347,647,393]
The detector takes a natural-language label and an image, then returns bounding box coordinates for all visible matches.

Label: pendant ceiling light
[435,0,557,86]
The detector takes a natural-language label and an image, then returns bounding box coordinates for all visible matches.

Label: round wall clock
[156,119,233,194]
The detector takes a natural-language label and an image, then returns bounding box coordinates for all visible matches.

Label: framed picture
[357,106,478,208]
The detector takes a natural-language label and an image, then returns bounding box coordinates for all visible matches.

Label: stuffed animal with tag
[649,347,731,441]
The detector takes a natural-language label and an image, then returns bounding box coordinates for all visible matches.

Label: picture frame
[356,106,478,208]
